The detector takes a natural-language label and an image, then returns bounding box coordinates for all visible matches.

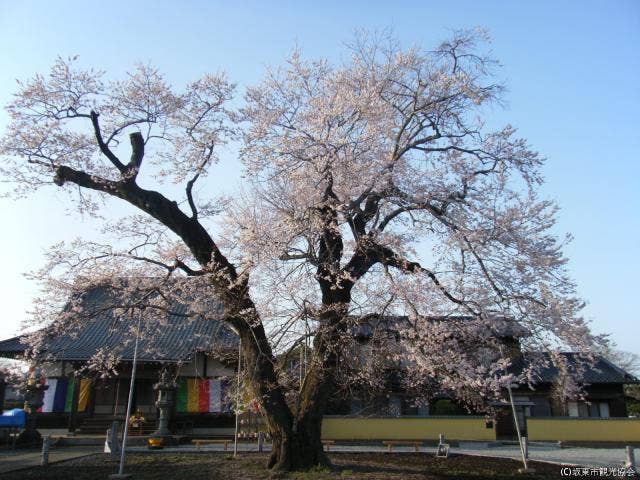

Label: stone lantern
[17,371,49,446]
[150,368,177,444]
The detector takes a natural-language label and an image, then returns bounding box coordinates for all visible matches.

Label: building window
[388,395,402,417]
[404,402,429,416]
[350,398,363,415]
[432,399,466,415]
[568,400,610,418]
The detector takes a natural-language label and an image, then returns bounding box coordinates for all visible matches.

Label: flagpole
[234,336,242,457]
[116,312,142,477]
[507,383,528,471]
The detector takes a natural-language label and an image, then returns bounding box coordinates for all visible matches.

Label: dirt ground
[0,451,625,479]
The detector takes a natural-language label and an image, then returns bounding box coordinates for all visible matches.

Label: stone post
[105,421,121,456]
[258,431,264,453]
[150,369,177,445]
[626,446,636,471]
[41,435,51,466]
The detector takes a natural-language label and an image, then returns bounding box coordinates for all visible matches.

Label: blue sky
[0,1,638,353]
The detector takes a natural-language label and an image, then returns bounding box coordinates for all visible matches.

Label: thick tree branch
[342,236,476,315]
[53,163,230,277]
[90,110,126,173]
[124,132,145,180]
[377,245,477,315]
[53,165,119,191]
[350,194,381,236]
[185,172,200,219]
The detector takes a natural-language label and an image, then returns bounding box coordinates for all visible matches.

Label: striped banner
[176,378,188,412]
[221,379,230,412]
[78,379,91,412]
[209,379,222,413]
[41,378,57,413]
[64,379,76,413]
[52,378,68,412]
[198,379,209,413]
[187,378,199,412]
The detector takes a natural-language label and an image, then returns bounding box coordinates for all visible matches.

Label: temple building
[0,285,238,435]
[0,289,637,439]
[322,315,638,438]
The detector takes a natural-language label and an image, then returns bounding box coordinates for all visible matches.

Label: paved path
[0,446,101,474]
[455,443,629,468]
[0,440,631,474]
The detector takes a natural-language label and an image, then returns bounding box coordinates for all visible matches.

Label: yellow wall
[527,418,640,442]
[321,416,496,441]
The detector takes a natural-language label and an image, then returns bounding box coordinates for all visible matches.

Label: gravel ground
[123,440,632,468]
[0,451,635,480]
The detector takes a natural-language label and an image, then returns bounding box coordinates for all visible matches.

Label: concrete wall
[527,418,640,442]
[40,361,64,377]
[204,357,235,377]
[321,416,497,441]
[177,354,234,378]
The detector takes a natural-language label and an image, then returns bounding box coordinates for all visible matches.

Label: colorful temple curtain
[40,377,90,413]
[176,378,228,413]
[41,376,231,414]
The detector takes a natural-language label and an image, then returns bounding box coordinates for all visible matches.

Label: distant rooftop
[1,293,637,385]
[351,314,528,340]
[512,352,639,385]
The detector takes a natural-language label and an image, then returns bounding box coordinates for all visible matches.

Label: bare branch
[89,110,126,173]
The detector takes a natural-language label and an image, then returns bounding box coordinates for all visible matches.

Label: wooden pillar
[0,375,6,412]
[113,378,121,417]
[67,376,80,433]
[88,378,97,415]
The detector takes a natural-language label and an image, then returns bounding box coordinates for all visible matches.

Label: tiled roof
[0,286,238,363]
[351,314,528,340]
[513,352,639,384]
[1,291,636,386]
[0,336,30,357]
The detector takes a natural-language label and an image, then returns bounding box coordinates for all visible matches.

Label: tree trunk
[266,377,336,471]
[268,423,328,471]
[267,299,348,472]
[263,354,336,471]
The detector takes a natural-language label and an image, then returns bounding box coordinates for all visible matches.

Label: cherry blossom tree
[0,31,604,471]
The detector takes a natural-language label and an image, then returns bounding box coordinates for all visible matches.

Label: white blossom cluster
[0,30,607,413]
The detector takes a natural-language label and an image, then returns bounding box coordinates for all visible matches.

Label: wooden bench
[322,440,336,451]
[192,438,233,451]
[382,440,423,452]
